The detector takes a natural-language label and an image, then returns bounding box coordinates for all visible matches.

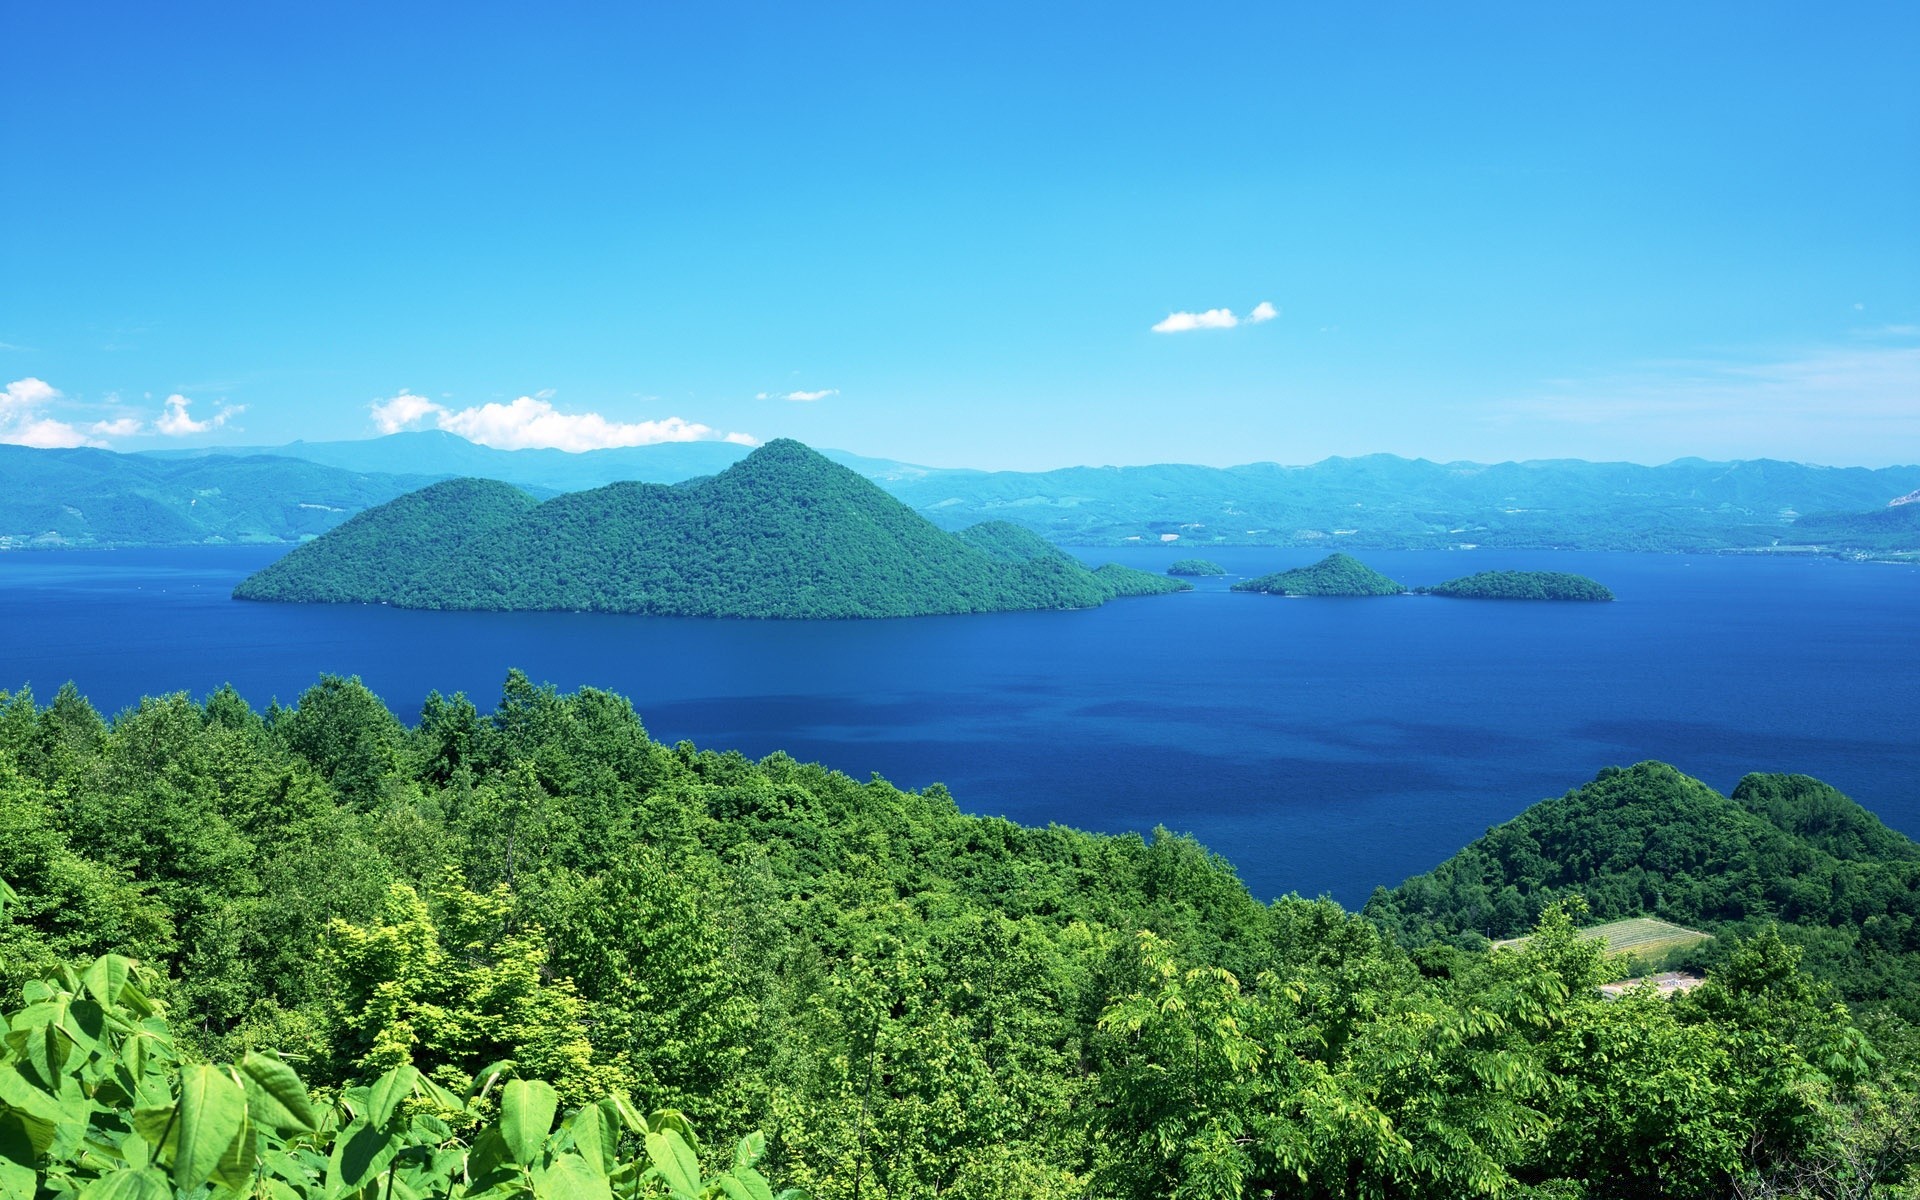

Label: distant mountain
[234,440,1188,618]
[1232,552,1406,596]
[142,430,930,493]
[17,434,1920,551]
[1364,762,1920,1015]
[0,445,438,548]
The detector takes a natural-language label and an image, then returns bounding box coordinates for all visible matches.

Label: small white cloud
[155,394,242,436]
[369,390,447,434]
[371,390,755,451]
[89,417,145,437]
[1,378,105,448]
[1153,308,1240,333]
[760,388,838,402]
[1151,302,1278,334]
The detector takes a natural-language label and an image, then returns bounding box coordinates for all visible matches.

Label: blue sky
[3,2,1915,469]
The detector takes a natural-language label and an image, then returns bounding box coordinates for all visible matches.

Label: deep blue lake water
[2,546,1915,907]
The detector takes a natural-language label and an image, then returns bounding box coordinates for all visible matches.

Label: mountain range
[5,432,1918,553]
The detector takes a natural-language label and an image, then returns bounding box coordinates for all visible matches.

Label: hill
[1778,502,1920,554]
[0,445,439,548]
[234,440,1184,618]
[1415,570,1614,601]
[1232,552,1406,596]
[1364,762,1920,1015]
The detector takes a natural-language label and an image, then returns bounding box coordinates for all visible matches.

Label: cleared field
[1495,916,1711,959]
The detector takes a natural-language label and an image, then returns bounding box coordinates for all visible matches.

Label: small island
[1166,558,1226,577]
[1415,570,1614,601]
[1231,552,1406,597]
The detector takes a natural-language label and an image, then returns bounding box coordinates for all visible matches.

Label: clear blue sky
[3,2,1916,468]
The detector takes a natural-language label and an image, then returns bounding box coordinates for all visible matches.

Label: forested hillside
[234,441,1186,618]
[1415,570,1615,601]
[1232,552,1406,596]
[4,678,1920,1197]
[1366,762,1920,1016]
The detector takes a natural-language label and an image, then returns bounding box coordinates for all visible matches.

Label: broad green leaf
[173,1064,247,1193]
[0,1160,32,1200]
[733,1131,766,1173]
[646,1129,702,1198]
[239,1052,318,1134]
[537,1154,612,1200]
[329,1119,400,1192]
[79,958,135,1012]
[0,1065,64,1124]
[500,1079,558,1166]
[719,1169,778,1200]
[76,1167,170,1199]
[367,1064,419,1130]
[208,1112,258,1193]
[566,1103,614,1177]
[466,1126,510,1182]
[130,1104,176,1156]
[605,1094,646,1135]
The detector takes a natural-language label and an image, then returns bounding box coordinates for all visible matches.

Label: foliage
[0,952,795,1198]
[1231,552,1406,597]
[233,441,1186,619]
[1414,570,1615,601]
[6,678,1920,1197]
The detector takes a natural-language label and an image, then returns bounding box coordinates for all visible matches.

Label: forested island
[1231,551,1406,596]
[1414,570,1615,601]
[1166,558,1226,576]
[232,440,1188,618]
[6,675,1920,1197]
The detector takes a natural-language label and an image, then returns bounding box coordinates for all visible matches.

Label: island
[232,439,1192,619]
[1414,570,1614,601]
[1166,558,1226,577]
[1230,552,1406,596]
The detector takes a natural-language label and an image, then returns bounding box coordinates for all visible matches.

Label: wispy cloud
[88,417,145,437]
[1488,333,1920,463]
[1,377,101,448]
[756,388,839,402]
[1151,301,1278,334]
[368,391,758,451]
[155,394,243,436]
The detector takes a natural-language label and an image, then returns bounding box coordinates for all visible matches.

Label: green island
[1414,569,1615,601]
[232,441,1189,618]
[1165,558,1226,577]
[1230,551,1406,596]
[7,677,1920,1198]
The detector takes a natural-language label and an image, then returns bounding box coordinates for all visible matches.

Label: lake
[2,546,1916,906]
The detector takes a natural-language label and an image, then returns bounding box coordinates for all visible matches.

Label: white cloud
[369,390,446,434]
[1,378,102,448]
[88,417,146,437]
[369,390,757,451]
[155,393,242,436]
[757,388,839,402]
[1151,302,1277,334]
[1152,308,1239,333]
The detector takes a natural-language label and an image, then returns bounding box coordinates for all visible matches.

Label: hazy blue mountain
[0,445,439,548]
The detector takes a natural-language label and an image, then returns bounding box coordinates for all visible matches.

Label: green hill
[1166,558,1225,576]
[1364,762,1920,1015]
[1231,551,1406,596]
[1415,570,1614,601]
[235,440,1185,618]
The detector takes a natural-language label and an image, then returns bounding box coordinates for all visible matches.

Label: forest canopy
[3,678,1920,1198]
